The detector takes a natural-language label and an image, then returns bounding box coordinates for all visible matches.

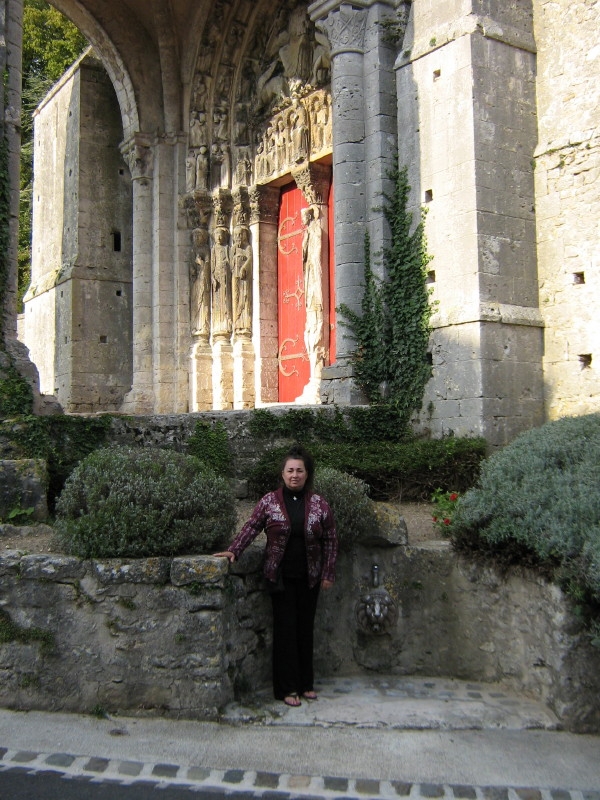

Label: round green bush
[451,413,600,616]
[314,466,379,550]
[55,446,236,558]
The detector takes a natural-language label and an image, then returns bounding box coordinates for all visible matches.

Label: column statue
[190,227,211,340]
[232,225,253,337]
[211,227,233,339]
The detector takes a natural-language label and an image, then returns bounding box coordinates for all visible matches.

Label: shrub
[450,414,600,627]
[55,446,236,558]
[250,437,485,500]
[314,466,379,551]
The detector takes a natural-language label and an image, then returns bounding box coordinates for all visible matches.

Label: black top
[281,485,308,579]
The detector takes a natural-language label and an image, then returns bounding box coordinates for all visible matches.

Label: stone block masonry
[1,540,599,732]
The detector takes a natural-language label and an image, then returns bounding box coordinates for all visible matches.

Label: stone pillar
[309,0,404,404]
[249,185,280,404]
[212,339,234,410]
[151,134,189,413]
[396,2,544,446]
[191,339,213,411]
[233,338,254,409]
[120,134,155,414]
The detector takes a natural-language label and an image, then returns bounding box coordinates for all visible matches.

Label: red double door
[277,182,336,402]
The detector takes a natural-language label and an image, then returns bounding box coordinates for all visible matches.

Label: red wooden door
[278,184,309,402]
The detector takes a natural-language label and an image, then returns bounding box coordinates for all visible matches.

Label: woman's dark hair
[279,444,315,490]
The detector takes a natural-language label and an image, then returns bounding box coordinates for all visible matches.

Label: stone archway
[184,0,334,410]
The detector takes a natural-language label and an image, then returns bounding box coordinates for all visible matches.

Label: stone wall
[533,0,600,420]
[22,51,133,412]
[1,539,599,732]
[397,2,544,448]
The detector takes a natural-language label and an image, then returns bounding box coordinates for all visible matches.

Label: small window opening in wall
[116,289,122,297]
[579,354,592,369]
[112,231,122,252]
[118,168,125,176]
[426,270,436,284]
[433,69,441,80]
[573,272,585,284]
[99,335,108,344]
[426,352,433,366]
[425,189,433,202]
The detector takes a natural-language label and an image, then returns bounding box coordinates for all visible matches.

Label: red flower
[449,493,458,502]
[443,518,451,525]
[432,516,438,522]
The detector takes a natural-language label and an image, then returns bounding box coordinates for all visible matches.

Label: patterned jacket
[228,488,338,588]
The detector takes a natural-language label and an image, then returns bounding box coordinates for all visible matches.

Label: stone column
[249,185,280,404]
[120,134,155,414]
[309,0,404,404]
[232,190,255,410]
[151,134,189,413]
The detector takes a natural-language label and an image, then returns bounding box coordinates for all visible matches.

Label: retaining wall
[1,540,599,732]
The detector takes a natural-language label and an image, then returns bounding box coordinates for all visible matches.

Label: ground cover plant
[55,446,236,558]
[450,413,600,644]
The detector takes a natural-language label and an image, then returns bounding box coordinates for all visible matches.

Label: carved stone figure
[211,227,232,338]
[186,150,197,192]
[190,227,211,339]
[291,101,309,163]
[196,145,209,191]
[232,225,253,337]
[301,205,325,388]
[189,110,208,147]
[235,151,253,187]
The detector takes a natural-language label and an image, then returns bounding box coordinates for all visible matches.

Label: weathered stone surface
[1,542,599,730]
[0,460,48,522]
[92,558,171,585]
[19,555,86,582]
[171,556,228,587]
[359,503,408,547]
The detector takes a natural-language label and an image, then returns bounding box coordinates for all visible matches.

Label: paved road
[1,676,599,799]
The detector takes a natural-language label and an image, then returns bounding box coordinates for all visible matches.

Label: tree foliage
[339,162,434,428]
[19,1,88,307]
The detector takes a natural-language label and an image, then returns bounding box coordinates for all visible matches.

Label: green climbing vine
[338,161,434,428]
[0,131,9,341]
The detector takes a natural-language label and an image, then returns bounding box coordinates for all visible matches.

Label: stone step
[221,675,559,731]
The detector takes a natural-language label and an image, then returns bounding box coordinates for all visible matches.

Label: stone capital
[249,185,280,226]
[120,133,154,181]
[311,3,368,55]
[292,162,332,206]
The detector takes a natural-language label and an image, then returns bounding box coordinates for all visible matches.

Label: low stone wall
[1,542,599,732]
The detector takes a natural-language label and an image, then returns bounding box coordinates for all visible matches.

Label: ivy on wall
[0,133,9,340]
[339,161,434,430]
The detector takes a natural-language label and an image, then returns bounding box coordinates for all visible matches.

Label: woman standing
[215,445,337,707]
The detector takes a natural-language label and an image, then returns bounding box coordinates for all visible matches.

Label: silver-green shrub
[451,413,600,614]
[55,446,236,558]
[314,467,379,550]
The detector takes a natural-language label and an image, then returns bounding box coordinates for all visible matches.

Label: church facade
[19,0,600,448]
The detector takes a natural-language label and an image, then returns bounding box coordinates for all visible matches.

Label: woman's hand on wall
[214,551,236,563]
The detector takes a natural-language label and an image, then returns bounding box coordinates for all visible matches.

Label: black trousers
[270,577,320,700]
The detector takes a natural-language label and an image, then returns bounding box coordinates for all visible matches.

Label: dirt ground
[0,501,439,556]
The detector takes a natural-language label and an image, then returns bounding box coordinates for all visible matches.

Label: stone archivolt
[184,1,333,410]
